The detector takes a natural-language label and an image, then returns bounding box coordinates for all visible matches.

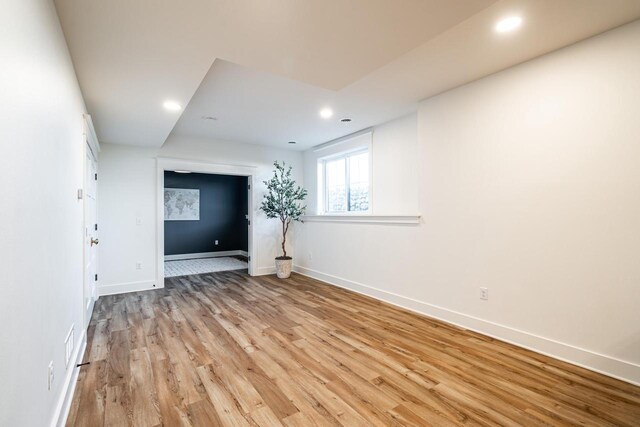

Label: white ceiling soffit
[55,0,640,148]
[172,0,640,150]
[54,0,494,147]
[171,59,399,149]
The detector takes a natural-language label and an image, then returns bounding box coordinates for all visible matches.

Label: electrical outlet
[215,240,219,245]
[48,361,54,390]
[136,217,142,225]
[480,287,489,300]
[136,262,142,270]
[308,252,313,260]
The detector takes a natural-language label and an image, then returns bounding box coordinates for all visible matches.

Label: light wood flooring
[67,270,640,426]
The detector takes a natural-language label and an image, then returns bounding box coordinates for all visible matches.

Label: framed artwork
[164,188,200,221]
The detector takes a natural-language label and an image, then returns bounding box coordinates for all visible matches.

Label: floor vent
[65,325,74,368]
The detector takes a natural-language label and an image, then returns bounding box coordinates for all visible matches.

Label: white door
[84,145,98,327]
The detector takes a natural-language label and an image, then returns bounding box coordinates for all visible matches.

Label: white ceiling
[171,59,404,149]
[55,0,640,149]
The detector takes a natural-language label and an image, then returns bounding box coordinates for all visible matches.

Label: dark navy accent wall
[164,171,248,256]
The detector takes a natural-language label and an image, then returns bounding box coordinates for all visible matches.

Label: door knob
[91,238,99,246]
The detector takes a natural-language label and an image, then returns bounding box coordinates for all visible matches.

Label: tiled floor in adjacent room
[164,256,247,277]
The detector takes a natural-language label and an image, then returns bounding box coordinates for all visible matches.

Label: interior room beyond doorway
[164,171,249,277]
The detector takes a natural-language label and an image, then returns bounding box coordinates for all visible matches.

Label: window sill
[302,214,421,225]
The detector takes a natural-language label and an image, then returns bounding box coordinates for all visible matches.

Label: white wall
[370,114,419,215]
[297,20,640,384]
[99,145,158,293]
[98,135,304,294]
[0,1,88,425]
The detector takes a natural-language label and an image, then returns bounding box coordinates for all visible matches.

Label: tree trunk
[281,219,287,257]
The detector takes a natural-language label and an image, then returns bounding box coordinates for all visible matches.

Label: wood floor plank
[129,347,161,426]
[250,406,285,427]
[151,356,194,426]
[187,398,224,427]
[107,330,130,387]
[196,364,252,427]
[72,359,108,427]
[88,319,110,362]
[104,384,131,427]
[67,270,640,426]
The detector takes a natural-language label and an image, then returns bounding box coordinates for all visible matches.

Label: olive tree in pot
[260,161,307,278]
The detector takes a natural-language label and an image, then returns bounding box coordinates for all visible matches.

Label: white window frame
[317,130,372,215]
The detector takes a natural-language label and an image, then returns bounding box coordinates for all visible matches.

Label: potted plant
[260,161,307,278]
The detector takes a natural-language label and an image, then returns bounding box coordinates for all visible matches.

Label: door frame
[156,157,257,289]
[82,114,100,329]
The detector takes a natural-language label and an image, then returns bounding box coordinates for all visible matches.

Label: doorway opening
[156,158,257,288]
[163,170,250,278]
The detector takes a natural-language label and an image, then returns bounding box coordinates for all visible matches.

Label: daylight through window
[322,150,369,213]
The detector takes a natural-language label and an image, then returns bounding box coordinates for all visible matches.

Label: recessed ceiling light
[163,100,182,111]
[340,118,352,123]
[288,141,297,145]
[495,16,522,33]
[319,108,334,119]
[174,170,191,174]
[201,116,217,121]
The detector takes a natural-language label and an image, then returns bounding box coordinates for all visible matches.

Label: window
[321,149,370,213]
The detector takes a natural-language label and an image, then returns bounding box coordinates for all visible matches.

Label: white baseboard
[293,265,640,386]
[98,280,158,296]
[50,328,87,427]
[164,250,248,261]
[254,266,276,276]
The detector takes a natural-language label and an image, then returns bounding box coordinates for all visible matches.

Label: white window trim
[318,144,372,215]
[302,214,421,225]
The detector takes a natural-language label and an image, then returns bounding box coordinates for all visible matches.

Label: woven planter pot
[275,257,292,279]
